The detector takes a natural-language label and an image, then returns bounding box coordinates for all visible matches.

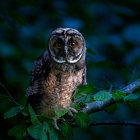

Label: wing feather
[27,51,51,96]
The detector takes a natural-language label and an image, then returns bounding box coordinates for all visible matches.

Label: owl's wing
[26,51,51,111]
[27,51,51,96]
[82,66,87,85]
[30,51,51,85]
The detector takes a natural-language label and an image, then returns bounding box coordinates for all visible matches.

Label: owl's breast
[40,69,83,116]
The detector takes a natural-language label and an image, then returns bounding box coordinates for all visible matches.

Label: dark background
[0,0,140,140]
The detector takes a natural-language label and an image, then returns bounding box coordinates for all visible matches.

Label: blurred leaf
[59,123,73,138]
[4,106,24,119]
[27,124,48,140]
[8,124,26,140]
[124,94,139,102]
[21,107,29,117]
[28,104,41,125]
[87,47,96,55]
[93,90,112,101]
[48,129,58,140]
[123,25,140,44]
[112,90,126,101]
[73,84,94,99]
[0,43,15,57]
[104,104,117,113]
[74,102,84,111]
[127,100,140,110]
[6,11,26,26]
[74,112,90,128]
[54,107,69,117]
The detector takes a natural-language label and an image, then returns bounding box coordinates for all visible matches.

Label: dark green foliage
[54,107,69,118]
[59,123,73,138]
[112,90,126,101]
[27,124,48,140]
[124,94,139,102]
[74,112,90,128]
[105,104,118,113]
[8,124,26,140]
[92,90,112,101]
[4,106,24,119]
[28,104,41,125]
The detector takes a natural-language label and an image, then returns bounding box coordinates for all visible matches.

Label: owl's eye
[69,41,76,48]
[56,42,62,48]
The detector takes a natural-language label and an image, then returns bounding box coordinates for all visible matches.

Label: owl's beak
[64,46,68,57]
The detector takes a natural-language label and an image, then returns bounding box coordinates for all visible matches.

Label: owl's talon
[53,117,60,130]
[68,107,78,116]
[69,107,78,113]
[53,117,66,130]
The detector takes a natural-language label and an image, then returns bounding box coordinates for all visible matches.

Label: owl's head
[48,28,86,64]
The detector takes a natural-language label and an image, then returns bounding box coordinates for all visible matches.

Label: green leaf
[8,124,26,140]
[74,112,90,128]
[48,129,58,140]
[87,47,96,55]
[4,106,24,119]
[21,107,29,117]
[127,100,140,109]
[74,102,84,111]
[27,124,48,140]
[112,90,126,101]
[73,84,94,99]
[28,104,41,125]
[59,123,73,139]
[104,104,117,113]
[93,90,112,101]
[54,108,69,117]
[124,94,139,102]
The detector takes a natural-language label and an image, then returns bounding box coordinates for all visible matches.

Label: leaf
[59,123,73,138]
[74,102,84,111]
[74,112,90,128]
[54,108,69,117]
[73,84,94,99]
[104,104,117,113]
[8,124,26,140]
[112,90,126,101]
[4,106,24,119]
[124,94,139,102]
[93,90,112,101]
[27,124,48,140]
[48,129,58,140]
[87,47,96,55]
[21,107,29,117]
[28,104,41,125]
[127,101,140,110]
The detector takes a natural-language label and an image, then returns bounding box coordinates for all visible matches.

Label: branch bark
[81,78,140,114]
[73,121,140,127]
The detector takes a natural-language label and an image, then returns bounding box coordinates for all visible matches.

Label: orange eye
[69,42,76,48]
[56,42,62,48]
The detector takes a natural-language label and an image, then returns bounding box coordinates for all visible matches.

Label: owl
[27,28,86,129]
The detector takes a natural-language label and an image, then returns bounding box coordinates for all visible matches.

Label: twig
[73,121,140,127]
[81,78,140,114]
[0,82,21,106]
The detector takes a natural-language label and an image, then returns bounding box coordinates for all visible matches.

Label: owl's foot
[68,107,78,117]
[53,117,65,130]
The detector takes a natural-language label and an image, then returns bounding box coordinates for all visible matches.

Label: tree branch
[81,78,140,114]
[73,121,140,127]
